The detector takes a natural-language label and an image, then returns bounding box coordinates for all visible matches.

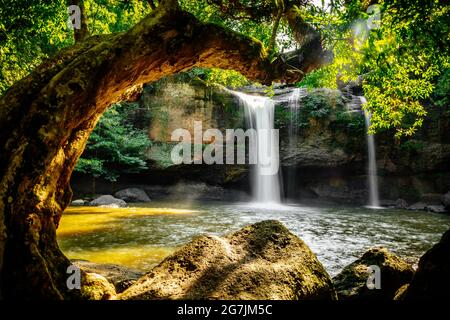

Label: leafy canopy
[1,0,449,137]
[74,102,151,181]
[298,0,449,137]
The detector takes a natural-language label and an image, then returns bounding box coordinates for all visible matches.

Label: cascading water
[231,91,282,204]
[285,87,306,200]
[360,96,381,208]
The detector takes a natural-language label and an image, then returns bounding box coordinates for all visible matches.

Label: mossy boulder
[81,272,116,300]
[403,228,450,300]
[333,247,414,300]
[120,220,337,300]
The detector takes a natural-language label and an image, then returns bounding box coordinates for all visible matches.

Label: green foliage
[275,91,338,129]
[332,111,366,135]
[1,0,448,140]
[200,68,249,88]
[274,106,290,129]
[361,0,449,137]
[84,0,151,35]
[432,69,450,110]
[180,0,275,48]
[146,142,177,169]
[74,102,151,181]
[297,66,337,89]
[0,0,72,94]
[0,0,153,95]
[299,0,449,137]
[400,140,424,153]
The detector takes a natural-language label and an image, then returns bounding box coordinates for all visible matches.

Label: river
[58,202,450,276]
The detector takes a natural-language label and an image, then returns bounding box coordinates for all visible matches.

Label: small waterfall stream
[285,87,306,200]
[232,91,282,204]
[360,97,381,208]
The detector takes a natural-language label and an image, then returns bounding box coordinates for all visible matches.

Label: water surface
[58,202,450,276]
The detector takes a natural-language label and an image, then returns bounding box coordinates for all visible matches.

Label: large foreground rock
[73,260,144,293]
[115,188,151,203]
[333,247,414,300]
[403,228,450,300]
[90,195,127,208]
[120,220,337,300]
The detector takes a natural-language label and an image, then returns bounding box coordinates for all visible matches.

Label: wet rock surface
[115,188,151,203]
[73,260,144,293]
[333,247,414,300]
[403,228,450,300]
[120,220,337,300]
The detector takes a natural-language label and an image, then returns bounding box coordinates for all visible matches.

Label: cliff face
[71,74,450,204]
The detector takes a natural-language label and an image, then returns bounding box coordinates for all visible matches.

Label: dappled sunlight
[58,206,199,237]
[65,245,178,272]
[57,205,198,271]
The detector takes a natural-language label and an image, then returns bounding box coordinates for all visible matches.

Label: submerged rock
[90,195,127,207]
[333,247,414,300]
[81,272,116,300]
[425,205,447,214]
[71,199,86,206]
[403,228,450,300]
[73,260,144,293]
[442,192,450,211]
[407,202,427,211]
[115,188,151,203]
[395,198,408,209]
[120,220,337,300]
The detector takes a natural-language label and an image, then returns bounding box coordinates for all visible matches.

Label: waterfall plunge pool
[58,201,450,276]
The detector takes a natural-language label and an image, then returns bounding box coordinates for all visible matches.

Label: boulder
[73,260,144,293]
[407,202,427,211]
[403,228,450,300]
[120,220,337,300]
[71,199,86,206]
[395,198,408,209]
[81,272,116,300]
[90,195,127,208]
[379,200,396,208]
[114,188,151,203]
[425,205,447,214]
[442,192,450,210]
[333,247,414,300]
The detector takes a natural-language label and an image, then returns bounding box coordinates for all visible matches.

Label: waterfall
[232,91,282,204]
[285,87,305,200]
[361,97,381,208]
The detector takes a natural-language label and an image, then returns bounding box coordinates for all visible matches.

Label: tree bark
[0,4,326,299]
[68,0,90,42]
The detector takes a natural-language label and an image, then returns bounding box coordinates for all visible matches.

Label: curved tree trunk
[0,4,327,299]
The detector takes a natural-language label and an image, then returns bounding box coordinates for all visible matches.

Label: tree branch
[267,7,283,53]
